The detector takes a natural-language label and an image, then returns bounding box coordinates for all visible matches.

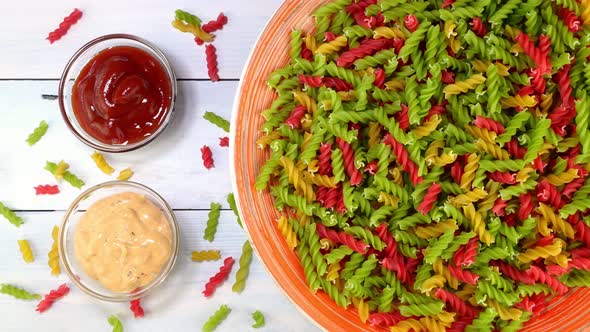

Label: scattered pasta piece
[191,250,221,262]
[203,111,230,132]
[203,202,221,242]
[91,151,115,175]
[117,168,134,181]
[202,257,234,297]
[25,120,48,146]
[232,241,253,293]
[45,161,84,189]
[0,284,40,300]
[0,201,24,227]
[129,299,144,318]
[47,226,60,276]
[201,145,215,170]
[202,304,231,332]
[205,44,220,81]
[219,136,229,147]
[17,239,34,263]
[34,185,60,195]
[251,310,265,328]
[36,284,69,313]
[107,314,124,332]
[46,9,83,44]
[227,193,243,228]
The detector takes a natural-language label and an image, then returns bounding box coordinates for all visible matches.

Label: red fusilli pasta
[336,38,393,67]
[130,299,145,318]
[487,171,517,184]
[336,138,363,186]
[473,115,505,134]
[434,288,478,317]
[285,105,307,129]
[219,136,229,147]
[404,14,419,32]
[201,145,215,169]
[203,257,235,297]
[205,44,220,82]
[383,133,423,185]
[316,223,368,253]
[469,17,487,37]
[36,284,69,313]
[318,143,334,176]
[46,9,83,44]
[447,264,479,285]
[417,183,441,215]
[34,185,60,195]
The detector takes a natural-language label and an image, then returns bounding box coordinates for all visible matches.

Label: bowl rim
[58,33,177,153]
[58,180,180,302]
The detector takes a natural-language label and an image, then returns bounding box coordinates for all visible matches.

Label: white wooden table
[0,1,319,331]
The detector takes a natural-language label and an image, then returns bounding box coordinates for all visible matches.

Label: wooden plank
[0,210,319,331]
[0,81,241,210]
[0,0,283,79]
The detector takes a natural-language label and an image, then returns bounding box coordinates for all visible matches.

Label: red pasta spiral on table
[36,284,70,313]
[323,77,353,91]
[529,68,546,93]
[383,133,423,185]
[417,183,441,215]
[373,68,385,89]
[364,160,378,174]
[517,193,534,221]
[516,32,550,75]
[394,104,410,131]
[46,8,83,44]
[285,105,306,129]
[453,236,479,267]
[203,257,235,297]
[549,105,575,136]
[441,70,455,84]
[555,64,574,107]
[336,138,363,186]
[316,223,368,254]
[469,17,487,37]
[447,264,479,285]
[536,180,565,208]
[487,171,517,184]
[316,186,329,205]
[533,156,548,172]
[195,13,229,45]
[336,189,347,214]
[346,1,379,29]
[34,185,60,195]
[404,14,419,32]
[130,299,145,318]
[336,38,393,67]
[492,198,508,216]
[201,145,215,170]
[324,31,337,42]
[218,136,229,147]
[300,45,313,61]
[473,115,505,134]
[538,34,552,57]
[563,173,586,198]
[526,265,568,294]
[375,224,397,258]
[205,44,220,82]
[559,8,581,32]
[505,139,526,159]
[493,261,535,284]
[367,312,406,328]
[434,288,478,317]
[322,185,341,209]
[318,143,333,176]
[298,74,323,88]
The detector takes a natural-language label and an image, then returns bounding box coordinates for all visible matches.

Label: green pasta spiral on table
[203,202,221,242]
[107,315,124,332]
[203,111,230,133]
[251,310,265,328]
[25,120,48,146]
[202,305,231,332]
[232,241,253,293]
[0,201,23,227]
[0,284,40,300]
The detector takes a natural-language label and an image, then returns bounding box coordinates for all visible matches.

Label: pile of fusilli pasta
[255,0,590,330]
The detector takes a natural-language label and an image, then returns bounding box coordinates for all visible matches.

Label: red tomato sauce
[71,46,172,145]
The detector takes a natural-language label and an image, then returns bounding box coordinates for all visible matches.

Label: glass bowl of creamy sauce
[59,181,179,301]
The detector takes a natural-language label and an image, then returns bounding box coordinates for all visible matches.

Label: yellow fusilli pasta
[91,151,115,175]
[315,35,348,55]
[48,226,60,276]
[277,216,299,250]
[443,74,486,99]
[17,239,34,263]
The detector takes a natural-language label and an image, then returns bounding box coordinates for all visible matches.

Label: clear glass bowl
[58,34,177,153]
[59,181,179,302]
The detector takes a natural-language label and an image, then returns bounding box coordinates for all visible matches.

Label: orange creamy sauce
[74,192,172,292]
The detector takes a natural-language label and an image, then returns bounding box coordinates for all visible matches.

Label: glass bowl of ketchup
[59,34,176,152]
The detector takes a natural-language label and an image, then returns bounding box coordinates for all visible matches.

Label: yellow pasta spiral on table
[191,250,221,262]
[477,182,499,213]
[171,19,214,41]
[517,239,563,263]
[256,131,282,148]
[515,166,535,183]
[415,219,458,239]
[543,168,579,186]
[411,115,441,139]
[300,132,313,152]
[293,91,317,113]
[421,275,447,292]
[430,153,457,167]
[536,203,575,239]
[53,160,69,180]
[277,216,298,250]
[465,125,497,144]
[471,61,510,76]
[315,35,348,55]
[326,261,341,282]
[304,34,317,52]
[425,140,444,164]
[460,154,480,190]
[17,239,34,263]
[488,299,523,321]
[443,21,461,54]
[546,253,569,268]
[306,159,319,173]
[443,74,486,99]
[368,122,382,148]
[378,191,399,208]
[91,151,115,175]
[500,95,537,108]
[390,167,404,185]
[476,140,510,160]
[352,298,370,324]
[301,113,313,131]
[48,226,60,276]
[433,258,460,289]
[463,204,494,245]
[384,79,406,91]
[304,172,337,188]
[280,156,314,202]
[373,26,406,39]
[116,168,134,181]
[450,188,488,207]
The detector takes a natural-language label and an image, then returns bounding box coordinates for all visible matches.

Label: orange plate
[230,1,590,331]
